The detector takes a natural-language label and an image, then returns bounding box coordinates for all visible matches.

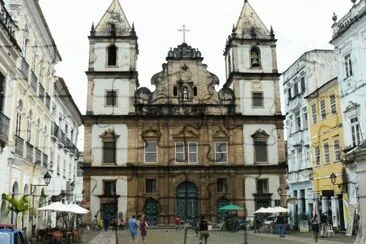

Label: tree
[3,194,35,228]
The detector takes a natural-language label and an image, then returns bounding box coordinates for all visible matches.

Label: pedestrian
[254,215,260,233]
[175,215,181,231]
[128,215,139,244]
[320,212,328,238]
[197,215,209,244]
[311,213,320,243]
[276,213,286,238]
[104,213,111,231]
[140,216,148,244]
[119,217,125,231]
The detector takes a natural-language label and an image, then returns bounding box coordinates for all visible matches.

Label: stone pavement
[89,230,116,244]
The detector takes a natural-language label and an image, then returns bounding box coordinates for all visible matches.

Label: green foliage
[3,194,36,227]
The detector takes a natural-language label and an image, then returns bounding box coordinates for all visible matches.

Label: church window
[217,178,228,193]
[100,130,118,164]
[351,117,361,147]
[173,86,178,96]
[252,92,263,107]
[103,180,116,195]
[175,142,198,163]
[107,44,117,66]
[252,129,269,163]
[250,46,261,68]
[193,86,197,96]
[344,54,352,79]
[106,90,117,106]
[215,142,228,163]
[145,141,157,163]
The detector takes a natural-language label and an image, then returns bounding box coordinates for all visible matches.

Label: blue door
[144,199,159,226]
[176,182,198,221]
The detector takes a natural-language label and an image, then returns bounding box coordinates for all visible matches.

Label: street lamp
[31,172,52,237]
[330,173,337,185]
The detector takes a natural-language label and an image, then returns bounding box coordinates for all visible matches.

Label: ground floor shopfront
[82,164,286,226]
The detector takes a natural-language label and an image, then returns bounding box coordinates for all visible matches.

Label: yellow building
[307,77,346,230]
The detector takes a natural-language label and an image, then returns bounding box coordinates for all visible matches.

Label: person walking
[320,212,328,238]
[197,215,209,244]
[128,215,139,244]
[276,213,286,238]
[175,216,181,231]
[140,216,149,244]
[119,217,125,231]
[311,213,320,243]
[254,215,261,233]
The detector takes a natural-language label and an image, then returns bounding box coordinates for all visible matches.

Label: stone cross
[178,24,190,43]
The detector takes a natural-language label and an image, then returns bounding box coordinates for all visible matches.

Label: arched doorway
[176,181,198,221]
[144,198,158,226]
[11,182,19,225]
[217,197,229,223]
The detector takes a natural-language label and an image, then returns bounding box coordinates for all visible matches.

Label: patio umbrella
[65,203,89,214]
[272,206,288,213]
[254,207,274,214]
[38,201,69,212]
[218,204,243,211]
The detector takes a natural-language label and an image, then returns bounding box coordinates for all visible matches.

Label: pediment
[141,126,161,139]
[212,127,230,139]
[174,125,199,138]
[251,129,270,139]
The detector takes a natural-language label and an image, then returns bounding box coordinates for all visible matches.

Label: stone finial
[90,22,95,36]
[130,22,136,36]
[351,0,356,5]
[270,25,275,39]
[332,12,337,22]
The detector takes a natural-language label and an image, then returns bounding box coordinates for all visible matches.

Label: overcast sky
[38,0,352,145]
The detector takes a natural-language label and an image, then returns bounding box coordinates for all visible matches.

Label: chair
[72,229,81,242]
[51,230,64,242]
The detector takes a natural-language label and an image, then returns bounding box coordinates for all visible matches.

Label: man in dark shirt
[197,215,209,244]
[276,213,286,238]
[320,213,328,237]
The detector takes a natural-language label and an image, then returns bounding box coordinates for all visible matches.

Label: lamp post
[31,172,52,238]
[330,173,336,185]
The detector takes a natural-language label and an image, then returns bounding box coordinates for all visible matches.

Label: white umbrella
[272,206,288,213]
[38,202,69,212]
[255,207,274,214]
[66,203,89,214]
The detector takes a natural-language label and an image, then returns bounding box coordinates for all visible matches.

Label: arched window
[250,46,261,68]
[251,129,269,163]
[15,100,23,136]
[100,129,119,164]
[27,110,32,142]
[107,44,117,66]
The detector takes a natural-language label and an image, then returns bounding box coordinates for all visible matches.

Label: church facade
[82,0,286,225]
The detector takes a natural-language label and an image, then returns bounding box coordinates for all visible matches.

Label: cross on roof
[178,24,190,43]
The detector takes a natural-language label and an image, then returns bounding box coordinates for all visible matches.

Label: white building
[330,0,366,241]
[282,50,337,229]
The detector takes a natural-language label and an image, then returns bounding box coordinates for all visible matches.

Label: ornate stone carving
[251,80,262,91]
[218,87,235,102]
[135,87,152,104]
[167,43,202,59]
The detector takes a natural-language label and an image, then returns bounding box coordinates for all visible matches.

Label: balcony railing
[19,57,29,80]
[30,71,37,93]
[35,147,42,165]
[0,0,18,46]
[15,135,24,157]
[38,83,45,102]
[51,122,59,140]
[45,93,51,110]
[26,142,34,162]
[43,153,48,168]
[60,131,65,145]
[0,112,10,146]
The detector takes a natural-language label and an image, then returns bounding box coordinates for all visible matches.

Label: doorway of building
[176,181,198,222]
[102,202,117,224]
[144,198,158,226]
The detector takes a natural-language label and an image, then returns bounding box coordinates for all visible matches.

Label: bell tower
[223,0,281,116]
[86,0,138,115]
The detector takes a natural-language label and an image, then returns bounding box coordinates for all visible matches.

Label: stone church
[82,0,286,225]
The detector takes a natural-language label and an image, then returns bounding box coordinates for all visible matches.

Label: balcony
[26,142,34,162]
[35,147,42,165]
[30,71,37,93]
[0,0,19,48]
[14,135,24,157]
[19,57,29,80]
[38,83,45,103]
[42,153,48,168]
[59,130,65,147]
[290,130,304,147]
[0,112,10,147]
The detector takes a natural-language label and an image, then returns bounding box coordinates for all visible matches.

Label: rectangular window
[288,88,292,100]
[0,74,5,112]
[311,104,317,124]
[188,142,198,163]
[215,142,228,163]
[104,180,116,195]
[106,90,117,106]
[175,142,198,163]
[334,139,340,161]
[256,179,269,194]
[175,142,184,162]
[254,141,267,163]
[300,77,305,94]
[330,94,337,115]
[345,54,353,78]
[351,118,361,147]
[252,92,264,107]
[320,100,326,120]
[295,111,301,131]
[315,146,320,166]
[324,143,330,163]
[145,141,157,163]
[103,141,116,163]
[302,107,308,129]
[145,179,157,193]
[217,178,228,193]
[294,82,299,96]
